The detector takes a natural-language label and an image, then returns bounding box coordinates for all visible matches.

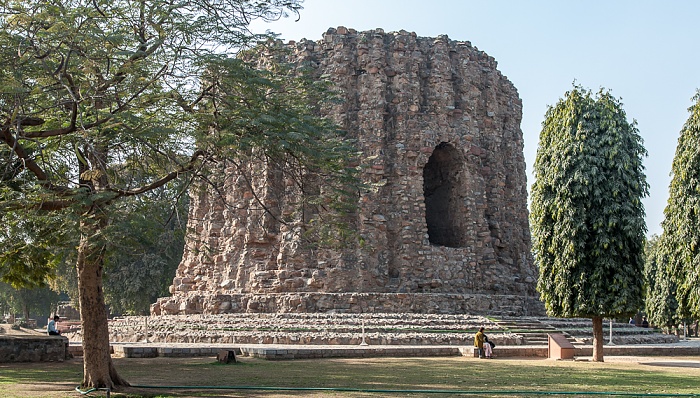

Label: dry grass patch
[1,355,699,397]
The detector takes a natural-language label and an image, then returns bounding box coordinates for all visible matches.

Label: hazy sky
[251,0,700,237]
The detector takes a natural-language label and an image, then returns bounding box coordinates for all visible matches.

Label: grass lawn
[1,355,699,397]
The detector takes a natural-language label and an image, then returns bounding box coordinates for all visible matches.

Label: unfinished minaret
[153,27,541,316]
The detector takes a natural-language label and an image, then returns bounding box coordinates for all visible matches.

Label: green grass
[0,362,79,384]
[2,356,700,397]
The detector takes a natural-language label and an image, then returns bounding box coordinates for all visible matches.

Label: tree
[530,86,648,362]
[643,234,681,330]
[37,188,187,317]
[0,282,62,324]
[658,92,700,320]
[0,209,73,287]
[1,0,358,389]
[0,203,71,321]
[102,189,187,315]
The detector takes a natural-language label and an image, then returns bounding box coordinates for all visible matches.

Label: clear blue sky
[251,0,700,237]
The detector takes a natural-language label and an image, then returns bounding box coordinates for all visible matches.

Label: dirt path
[0,323,46,336]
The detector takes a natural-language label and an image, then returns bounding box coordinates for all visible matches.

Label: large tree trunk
[77,211,129,389]
[592,316,604,362]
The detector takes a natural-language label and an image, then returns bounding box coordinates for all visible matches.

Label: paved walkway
[69,337,700,360]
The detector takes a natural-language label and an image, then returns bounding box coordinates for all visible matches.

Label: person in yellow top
[474,327,485,358]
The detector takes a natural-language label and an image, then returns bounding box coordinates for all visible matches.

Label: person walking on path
[474,327,485,359]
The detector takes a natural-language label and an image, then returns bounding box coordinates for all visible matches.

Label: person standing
[474,327,485,359]
[47,315,61,335]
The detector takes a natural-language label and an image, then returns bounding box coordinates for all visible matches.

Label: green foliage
[658,92,700,319]
[0,0,358,285]
[2,0,357,367]
[102,188,187,315]
[1,0,357,386]
[530,85,649,318]
[643,235,680,327]
[200,57,361,246]
[0,282,62,321]
[0,210,75,287]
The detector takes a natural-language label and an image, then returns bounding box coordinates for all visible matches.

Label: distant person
[629,317,635,326]
[474,327,485,359]
[641,316,649,328]
[47,315,61,335]
[483,334,494,359]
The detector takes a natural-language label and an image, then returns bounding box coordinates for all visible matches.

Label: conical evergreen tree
[530,86,648,362]
[658,93,700,320]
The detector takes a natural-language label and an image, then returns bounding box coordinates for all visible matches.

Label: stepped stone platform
[61,313,697,359]
[82,313,678,347]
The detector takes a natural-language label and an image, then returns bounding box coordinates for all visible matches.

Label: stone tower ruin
[152,27,542,316]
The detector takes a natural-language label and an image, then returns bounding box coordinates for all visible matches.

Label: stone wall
[157,292,540,316]
[154,27,541,316]
[0,335,69,362]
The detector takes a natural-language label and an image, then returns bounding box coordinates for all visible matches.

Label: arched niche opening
[423,142,464,248]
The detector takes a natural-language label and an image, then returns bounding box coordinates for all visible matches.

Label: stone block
[217,350,236,364]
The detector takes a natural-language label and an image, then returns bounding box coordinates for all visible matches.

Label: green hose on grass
[74,384,700,397]
[75,386,110,397]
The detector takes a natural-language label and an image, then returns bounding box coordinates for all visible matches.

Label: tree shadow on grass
[641,361,700,368]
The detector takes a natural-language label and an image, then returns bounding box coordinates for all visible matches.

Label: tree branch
[108,150,208,197]
[1,121,73,193]
[229,157,289,226]
[96,39,163,93]
[171,83,215,113]
[1,197,76,212]
[1,124,49,181]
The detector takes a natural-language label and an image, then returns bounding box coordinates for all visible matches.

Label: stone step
[89,314,680,348]
[523,335,550,340]
[496,321,549,326]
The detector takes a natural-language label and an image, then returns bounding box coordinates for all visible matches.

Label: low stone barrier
[240,346,461,360]
[471,346,549,358]
[112,345,241,358]
[0,335,69,362]
[111,343,463,359]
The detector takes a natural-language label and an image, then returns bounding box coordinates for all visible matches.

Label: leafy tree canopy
[658,92,700,319]
[0,282,62,323]
[531,85,649,319]
[1,0,359,388]
[643,234,681,328]
[102,187,187,316]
